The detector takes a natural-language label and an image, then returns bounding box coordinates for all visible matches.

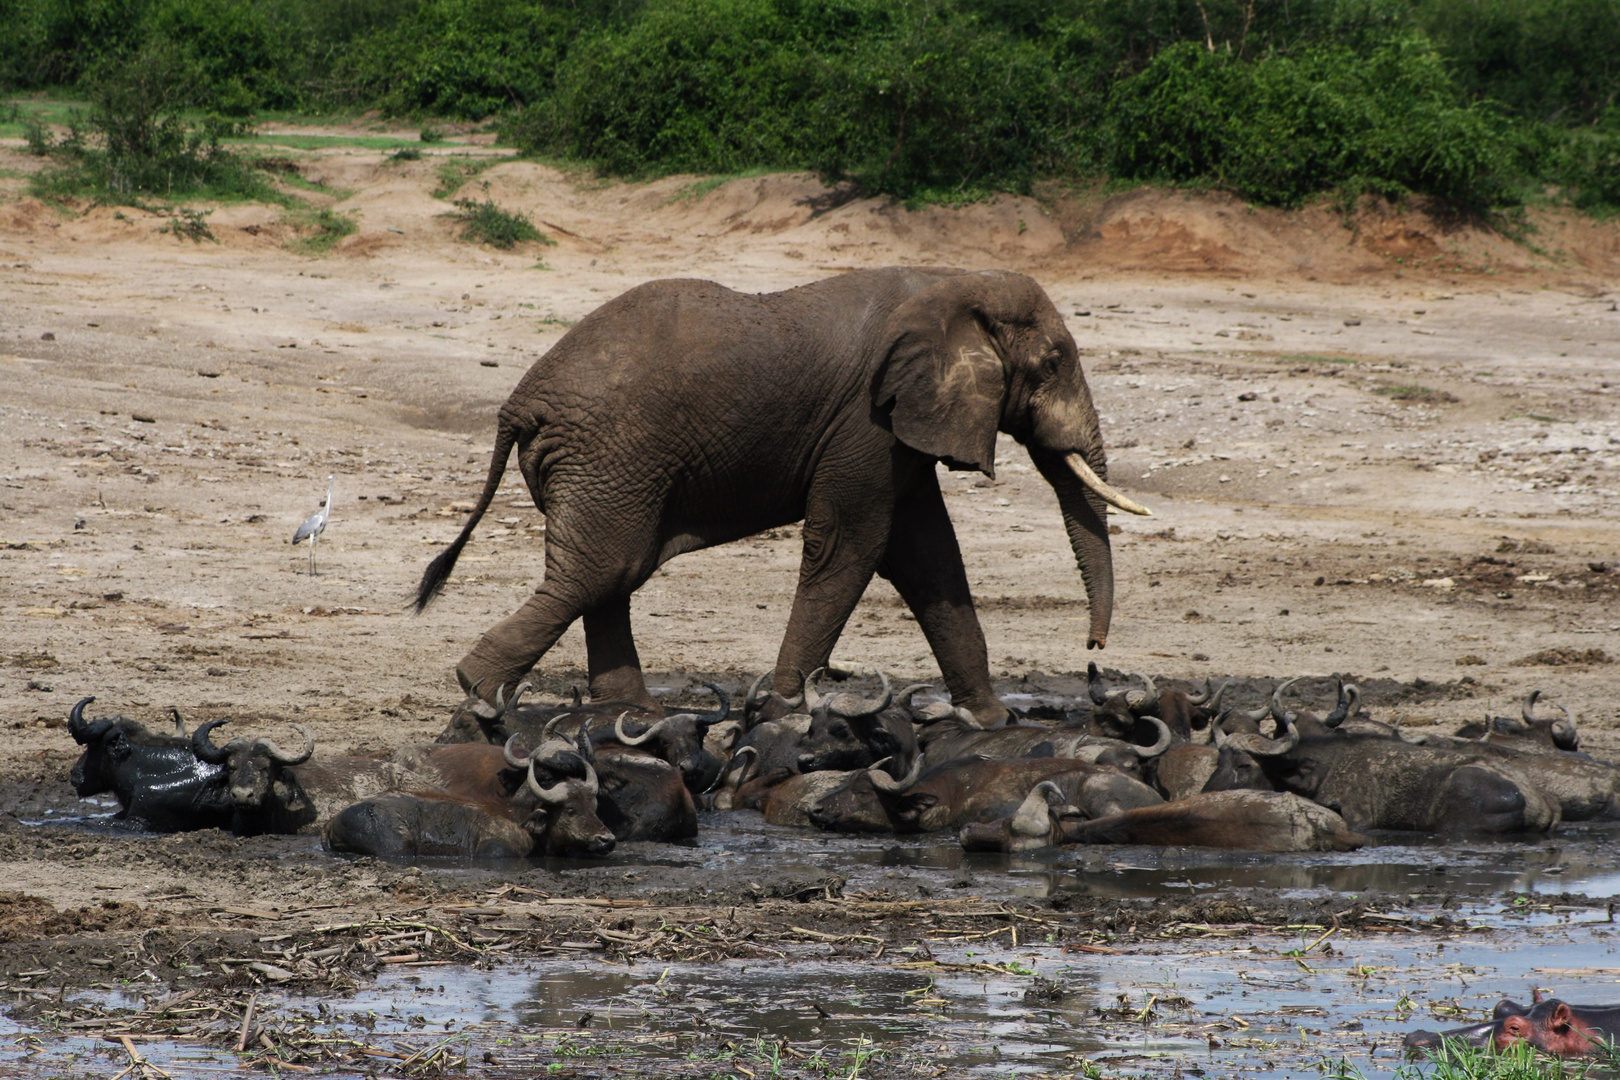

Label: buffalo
[68,698,236,831]
[806,754,1161,834]
[1056,790,1364,852]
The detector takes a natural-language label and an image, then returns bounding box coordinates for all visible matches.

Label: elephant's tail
[414,408,522,612]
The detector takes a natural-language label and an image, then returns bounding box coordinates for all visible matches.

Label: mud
[3,122,1620,1076]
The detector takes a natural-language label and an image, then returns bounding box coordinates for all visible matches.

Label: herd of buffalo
[64,667,1615,860]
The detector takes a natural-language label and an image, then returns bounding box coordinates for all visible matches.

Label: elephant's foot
[951,690,1011,728]
[456,645,538,708]
[588,667,661,714]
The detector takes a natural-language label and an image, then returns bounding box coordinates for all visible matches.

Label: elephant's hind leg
[457,518,660,705]
[457,587,584,703]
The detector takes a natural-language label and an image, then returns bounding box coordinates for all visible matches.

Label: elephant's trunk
[1030,446,1114,649]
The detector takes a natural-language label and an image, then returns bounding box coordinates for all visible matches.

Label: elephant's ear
[873,274,1011,477]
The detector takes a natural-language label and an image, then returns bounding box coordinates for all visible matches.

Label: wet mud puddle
[10,813,1620,1076]
[6,917,1620,1078]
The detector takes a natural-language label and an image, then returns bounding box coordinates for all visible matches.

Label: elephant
[415,267,1148,725]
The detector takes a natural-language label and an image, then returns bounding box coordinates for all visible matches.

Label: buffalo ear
[874,274,1011,477]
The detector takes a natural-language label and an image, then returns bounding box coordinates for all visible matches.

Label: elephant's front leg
[584,596,658,711]
[877,472,1008,726]
[770,485,894,707]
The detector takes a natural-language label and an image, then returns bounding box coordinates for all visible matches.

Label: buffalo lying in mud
[441,681,733,796]
[961,789,1365,853]
[67,698,235,831]
[326,733,615,859]
[804,754,1161,834]
[63,676,1619,856]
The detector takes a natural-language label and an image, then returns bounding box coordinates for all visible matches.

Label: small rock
[1456,655,1486,666]
[40,331,55,341]
[1218,475,1231,483]
[25,680,52,692]
[1237,391,1257,401]
[1343,318,1361,326]
[131,413,156,423]
[1190,652,1209,661]
[479,360,499,367]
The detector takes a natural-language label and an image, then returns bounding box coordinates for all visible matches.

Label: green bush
[508,0,1071,200]
[1552,118,1620,212]
[4,0,1616,216]
[334,0,580,118]
[30,41,270,201]
[1104,35,1514,210]
[1415,0,1620,126]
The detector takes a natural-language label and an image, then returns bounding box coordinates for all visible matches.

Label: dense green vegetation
[2,0,1616,210]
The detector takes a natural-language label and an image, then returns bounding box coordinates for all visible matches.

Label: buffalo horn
[68,697,112,744]
[1087,661,1108,706]
[170,708,187,738]
[1062,451,1152,516]
[698,682,731,728]
[257,724,314,766]
[1214,709,1298,756]
[539,712,573,744]
[526,760,573,806]
[802,667,828,713]
[574,724,595,765]
[897,684,934,713]
[570,685,583,706]
[496,680,532,718]
[1235,682,1274,724]
[1522,689,1543,724]
[1322,678,1350,727]
[466,679,500,721]
[1185,677,1229,712]
[831,670,893,719]
[614,712,666,747]
[193,719,232,764]
[745,671,772,706]
[503,732,532,769]
[725,745,758,787]
[1128,716,1173,759]
[866,754,923,794]
[580,758,600,798]
[1126,672,1158,715]
[1269,677,1303,723]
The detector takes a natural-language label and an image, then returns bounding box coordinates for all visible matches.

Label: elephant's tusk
[1064,452,1152,516]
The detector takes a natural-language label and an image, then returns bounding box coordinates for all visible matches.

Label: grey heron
[292,475,334,575]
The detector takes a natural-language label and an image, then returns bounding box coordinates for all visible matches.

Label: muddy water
[11,802,1620,1076]
[9,917,1620,1078]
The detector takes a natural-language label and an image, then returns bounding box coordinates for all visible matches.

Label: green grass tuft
[448,193,549,249]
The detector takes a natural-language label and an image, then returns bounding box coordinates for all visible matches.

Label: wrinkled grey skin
[416,268,1127,726]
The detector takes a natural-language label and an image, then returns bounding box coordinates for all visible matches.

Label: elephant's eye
[1040,351,1063,376]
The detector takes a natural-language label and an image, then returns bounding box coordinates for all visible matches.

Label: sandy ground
[0,135,1618,1073]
